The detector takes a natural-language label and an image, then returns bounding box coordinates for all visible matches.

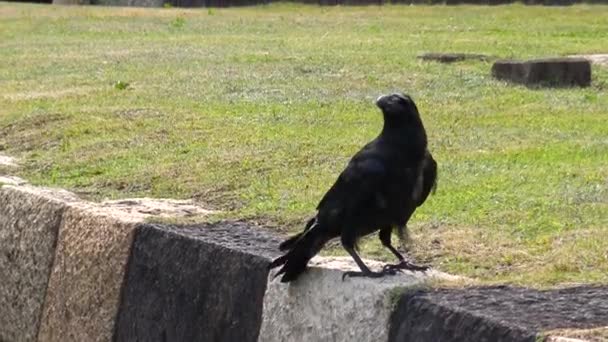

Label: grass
[1,2,607,287]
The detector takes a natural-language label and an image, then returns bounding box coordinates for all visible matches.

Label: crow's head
[375,93,420,123]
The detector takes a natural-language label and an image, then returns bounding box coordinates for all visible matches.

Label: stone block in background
[418,52,490,63]
[114,222,283,342]
[492,58,591,87]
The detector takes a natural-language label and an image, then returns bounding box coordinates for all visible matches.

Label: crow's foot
[382,261,429,273]
[342,268,398,281]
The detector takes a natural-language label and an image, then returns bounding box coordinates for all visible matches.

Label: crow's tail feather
[270,219,328,283]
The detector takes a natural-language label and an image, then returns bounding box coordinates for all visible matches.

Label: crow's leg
[380,225,429,272]
[379,226,405,261]
[341,234,397,280]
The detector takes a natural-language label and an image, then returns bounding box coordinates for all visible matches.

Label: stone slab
[418,52,490,63]
[100,198,215,220]
[32,191,214,341]
[0,183,222,342]
[37,206,141,342]
[389,285,608,342]
[0,186,72,342]
[114,222,283,342]
[492,58,591,87]
[260,256,458,342]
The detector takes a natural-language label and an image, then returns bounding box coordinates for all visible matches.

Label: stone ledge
[0,184,216,342]
[260,257,457,342]
[2,183,606,342]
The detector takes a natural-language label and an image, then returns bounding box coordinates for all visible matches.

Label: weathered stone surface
[492,58,591,87]
[389,285,608,342]
[4,181,606,342]
[0,186,70,342]
[260,256,458,342]
[37,206,141,342]
[114,222,283,342]
[100,198,216,220]
[0,183,220,342]
[418,52,490,63]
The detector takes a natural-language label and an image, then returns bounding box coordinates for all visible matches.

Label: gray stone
[0,184,220,342]
[37,206,141,342]
[260,256,459,342]
[492,58,591,87]
[0,186,69,342]
[100,197,216,220]
[388,285,608,342]
[418,52,490,63]
[114,222,284,342]
[36,195,217,341]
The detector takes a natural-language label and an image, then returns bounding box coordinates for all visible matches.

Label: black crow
[269,93,437,282]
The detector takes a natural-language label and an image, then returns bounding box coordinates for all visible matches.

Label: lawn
[1,2,607,287]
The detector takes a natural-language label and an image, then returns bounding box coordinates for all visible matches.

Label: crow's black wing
[316,144,388,215]
[414,150,437,207]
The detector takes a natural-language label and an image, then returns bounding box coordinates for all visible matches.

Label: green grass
[1,2,607,287]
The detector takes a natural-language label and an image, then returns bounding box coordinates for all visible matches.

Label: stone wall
[1,183,607,342]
